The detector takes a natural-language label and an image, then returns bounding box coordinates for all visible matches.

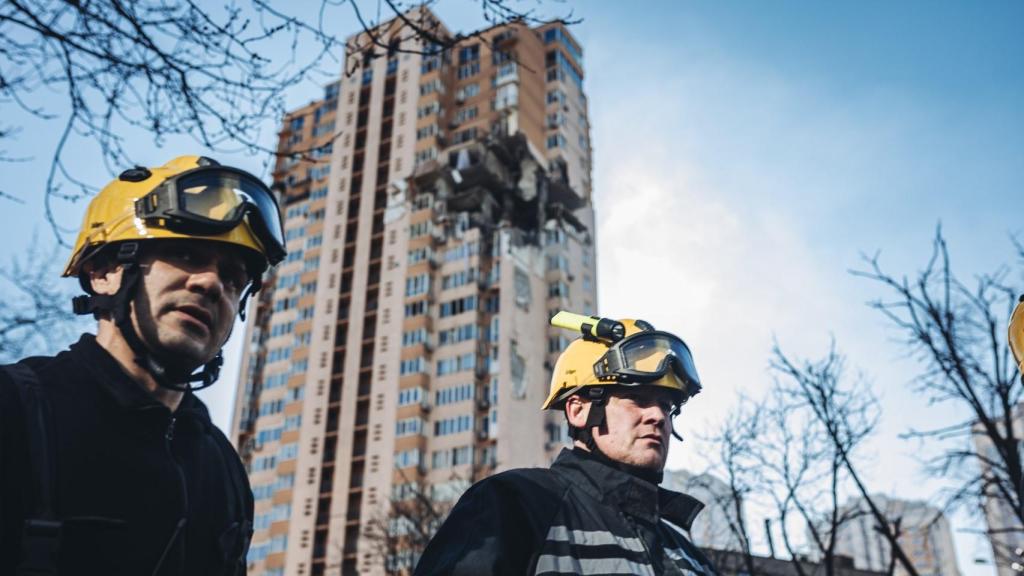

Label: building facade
[973,404,1024,576]
[831,495,961,576]
[232,10,594,576]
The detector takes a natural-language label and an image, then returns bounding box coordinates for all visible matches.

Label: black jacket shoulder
[414,466,568,576]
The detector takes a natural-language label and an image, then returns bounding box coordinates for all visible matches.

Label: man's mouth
[641,434,663,447]
[173,304,213,331]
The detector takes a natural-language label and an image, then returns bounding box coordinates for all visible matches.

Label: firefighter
[0,156,285,575]
[415,312,717,575]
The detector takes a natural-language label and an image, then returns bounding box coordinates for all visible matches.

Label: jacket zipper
[151,415,190,575]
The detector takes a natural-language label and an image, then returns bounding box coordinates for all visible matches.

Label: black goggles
[135,166,286,266]
[593,331,702,398]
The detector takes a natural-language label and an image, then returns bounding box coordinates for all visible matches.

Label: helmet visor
[596,331,702,396]
[137,167,286,265]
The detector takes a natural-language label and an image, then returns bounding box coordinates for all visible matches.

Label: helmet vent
[118,167,152,182]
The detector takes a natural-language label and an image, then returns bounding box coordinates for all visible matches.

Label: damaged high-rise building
[232,8,594,576]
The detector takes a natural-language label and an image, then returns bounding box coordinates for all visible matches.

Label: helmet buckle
[116,242,140,263]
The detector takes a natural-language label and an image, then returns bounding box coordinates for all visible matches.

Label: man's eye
[223,268,249,292]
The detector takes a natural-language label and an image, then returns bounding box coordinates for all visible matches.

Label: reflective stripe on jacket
[415,447,717,576]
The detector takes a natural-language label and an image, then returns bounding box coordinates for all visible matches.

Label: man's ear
[565,395,590,429]
[86,260,124,297]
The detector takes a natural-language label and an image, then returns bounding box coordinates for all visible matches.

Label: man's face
[130,241,250,369]
[589,387,678,471]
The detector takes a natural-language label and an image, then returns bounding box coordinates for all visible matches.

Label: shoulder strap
[4,363,56,519]
[3,363,61,576]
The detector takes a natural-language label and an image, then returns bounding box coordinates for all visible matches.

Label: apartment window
[548,281,569,298]
[546,133,566,149]
[417,101,440,118]
[441,268,477,290]
[434,415,473,437]
[439,295,477,318]
[401,328,428,347]
[312,121,336,138]
[405,273,431,297]
[437,323,477,346]
[267,346,292,363]
[494,84,517,110]
[269,321,294,338]
[278,443,299,461]
[409,221,433,239]
[414,147,438,166]
[395,417,424,437]
[436,353,476,376]
[416,124,438,140]
[431,446,471,470]
[399,357,427,375]
[457,62,480,80]
[408,246,432,263]
[421,55,441,74]
[454,106,479,124]
[404,300,428,318]
[251,455,277,472]
[419,79,443,96]
[458,45,479,63]
[444,241,479,262]
[435,383,474,406]
[394,449,421,468]
[455,83,480,101]
[398,387,424,406]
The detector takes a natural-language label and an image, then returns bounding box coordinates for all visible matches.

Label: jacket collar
[69,334,212,427]
[552,448,704,529]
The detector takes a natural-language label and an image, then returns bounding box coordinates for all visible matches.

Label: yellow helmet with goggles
[63,155,285,279]
[543,311,702,411]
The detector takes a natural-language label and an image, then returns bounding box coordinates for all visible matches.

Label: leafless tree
[0,0,578,240]
[699,397,763,574]
[700,341,923,576]
[0,239,83,363]
[853,227,1024,567]
[361,464,489,575]
[770,342,919,576]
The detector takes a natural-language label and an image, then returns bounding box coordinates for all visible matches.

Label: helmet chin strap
[567,387,667,485]
[72,243,223,393]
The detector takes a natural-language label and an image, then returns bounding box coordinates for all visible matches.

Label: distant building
[973,403,1024,576]
[663,469,746,552]
[830,495,961,576]
[231,8,594,576]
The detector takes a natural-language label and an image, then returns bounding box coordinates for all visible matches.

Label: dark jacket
[0,334,253,575]
[415,447,717,576]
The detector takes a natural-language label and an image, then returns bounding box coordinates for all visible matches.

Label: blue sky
[2,1,1021,573]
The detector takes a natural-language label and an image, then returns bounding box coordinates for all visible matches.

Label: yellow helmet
[1010,296,1024,374]
[542,313,702,410]
[63,155,285,278]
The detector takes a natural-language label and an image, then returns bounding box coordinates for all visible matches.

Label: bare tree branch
[853,226,1024,566]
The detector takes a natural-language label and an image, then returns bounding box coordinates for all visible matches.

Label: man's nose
[186,262,225,299]
[642,403,668,426]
